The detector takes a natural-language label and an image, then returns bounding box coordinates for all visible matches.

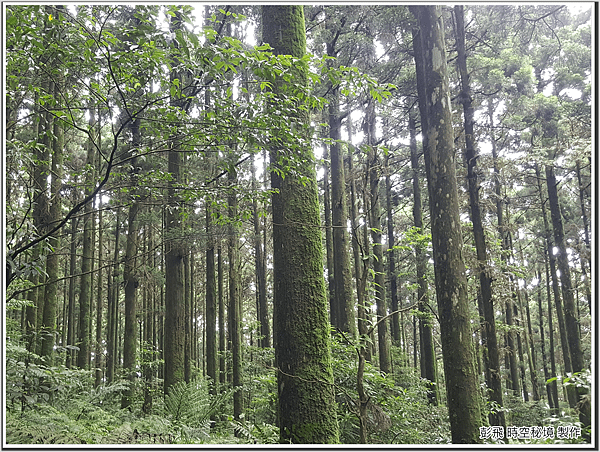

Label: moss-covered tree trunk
[411,5,482,443]
[263,5,339,444]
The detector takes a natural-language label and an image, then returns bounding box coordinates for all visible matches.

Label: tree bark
[228,171,243,424]
[252,154,270,349]
[454,4,504,427]
[40,77,64,359]
[535,163,577,408]
[121,200,139,408]
[545,165,584,375]
[365,100,392,375]
[263,5,339,443]
[77,103,96,369]
[411,6,482,443]
[326,43,356,336]
[164,10,187,395]
[385,155,400,344]
[206,201,218,389]
[408,110,437,405]
[347,121,372,363]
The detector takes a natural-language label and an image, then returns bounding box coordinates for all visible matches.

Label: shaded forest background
[4,4,592,445]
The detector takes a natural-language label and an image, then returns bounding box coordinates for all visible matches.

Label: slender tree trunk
[322,147,336,319]
[544,262,560,414]
[536,164,577,408]
[537,268,554,411]
[228,171,243,424]
[385,155,400,344]
[368,146,392,375]
[454,5,504,427]
[263,6,339,443]
[365,101,392,375]
[408,110,437,405]
[77,103,96,369]
[121,200,140,408]
[327,68,355,337]
[252,155,270,349]
[218,245,226,386]
[545,165,584,374]
[94,197,103,387]
[66,189,79,368]
[411,6,482,442]
[184,250,192,383]
[164,10,188,395]
[106,210,120,383]
[40,80,63,358]
[488,101,519,396]
[347,122,372,363]
[206,201,218,389]
[545,164,589,428]
[575,160,591,311]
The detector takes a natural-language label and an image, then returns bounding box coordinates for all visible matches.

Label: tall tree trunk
[575,160,591,311]
[535,164,577,408]
[365,102,392,375]
[545,165,584,374]
[408,110,437,405]
[543,262,560,414]
[121,200,140,408]
[94,196,103,387]
[106,210,121,382]
[66,192,78,368]
[184,250,192,383]
[252,155,270,349]
[322,147,336,319]
[385,155,400,344]
[164,9,188,395]
[206,201,218,389]
[228,171,243,424]
[77,103,96,369]
[263,5,339,443]
[121,114,141,408]
[347,121,372,363]
[327,59,355,337]
[454,4,504,427]
[218,245,226,386]
[488,101,519,395]
[545,164,589,428]
[40,78,63,359]
[142,225,155,414]
[411,6,482,442]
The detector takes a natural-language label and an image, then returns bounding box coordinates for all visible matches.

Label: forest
[4,3,593,445]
